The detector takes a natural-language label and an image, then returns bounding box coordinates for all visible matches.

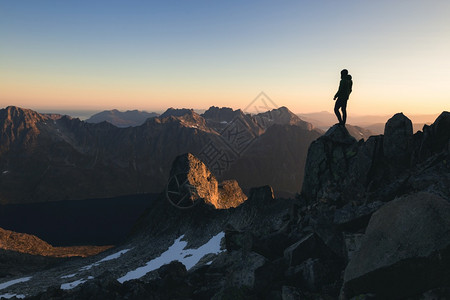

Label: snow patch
[0,277,32,291]
[60,277,93,290]
[98,249,131,263]
[1,171,9,175]
[60,278,87,290]
[80,248,132,271]
[60,274,77,279]
[0,294,25,299]
[118,232,224,283]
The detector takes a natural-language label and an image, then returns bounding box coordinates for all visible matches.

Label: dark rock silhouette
[383,112,413,168]
[301,124,359,206]
[302,111,450,206]
[416,111,450,161]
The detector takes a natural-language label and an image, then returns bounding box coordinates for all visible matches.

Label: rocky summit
[0,111,448,299]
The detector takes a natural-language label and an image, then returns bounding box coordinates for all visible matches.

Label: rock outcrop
[383,112,413,167]
[301,124,359,206]
[168,153,220,208]
[167,153,247,209]
[302,112,450,205]
[217,180,248,209]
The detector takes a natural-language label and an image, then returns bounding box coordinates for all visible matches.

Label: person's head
[340,69,348,79]
[347,74,352,80]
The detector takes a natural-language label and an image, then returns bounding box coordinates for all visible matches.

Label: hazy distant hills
[0,105,324,204]
[85,109,159,127]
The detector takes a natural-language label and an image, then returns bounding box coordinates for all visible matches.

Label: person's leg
[334,100,343,124]
[341,100,348,125]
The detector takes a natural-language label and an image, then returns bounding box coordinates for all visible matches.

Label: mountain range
[0,106,301,203]
[0,105,384,204]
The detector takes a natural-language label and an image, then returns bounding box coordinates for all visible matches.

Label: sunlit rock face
[217,180,247,209]
[0,227,111,258]
[168,153,247,209]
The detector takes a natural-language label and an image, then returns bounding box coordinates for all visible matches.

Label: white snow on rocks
[118,232,224,283]
[60,274,77,279]
[0,277,32,291]
[0,293,25,299]
[60,276,94,290]
[98,249,131,263]
[80,248,132,271]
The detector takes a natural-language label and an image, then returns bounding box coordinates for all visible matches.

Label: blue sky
[1,0,449,115]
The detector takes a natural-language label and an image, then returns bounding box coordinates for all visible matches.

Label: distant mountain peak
[160,108,195,119]
[86,109,158,127]
[201,106,244,123]
[1,106,47,124]
[153,109,214,132]
[0,106,48,152]
[253,106,314,130]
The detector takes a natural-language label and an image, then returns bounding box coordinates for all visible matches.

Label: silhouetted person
[333,69,352,125]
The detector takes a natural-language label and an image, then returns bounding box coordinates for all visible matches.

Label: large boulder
[343,192,450,299]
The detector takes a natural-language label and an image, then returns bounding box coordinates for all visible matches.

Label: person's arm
[334,80,343,100]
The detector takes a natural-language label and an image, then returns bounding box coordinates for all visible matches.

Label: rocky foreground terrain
[0,111,448,299]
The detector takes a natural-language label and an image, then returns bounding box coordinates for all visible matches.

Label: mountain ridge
[0,105,321,203]
[86,109,159,127]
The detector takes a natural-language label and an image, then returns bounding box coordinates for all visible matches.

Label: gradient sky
[1,0,449,116]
